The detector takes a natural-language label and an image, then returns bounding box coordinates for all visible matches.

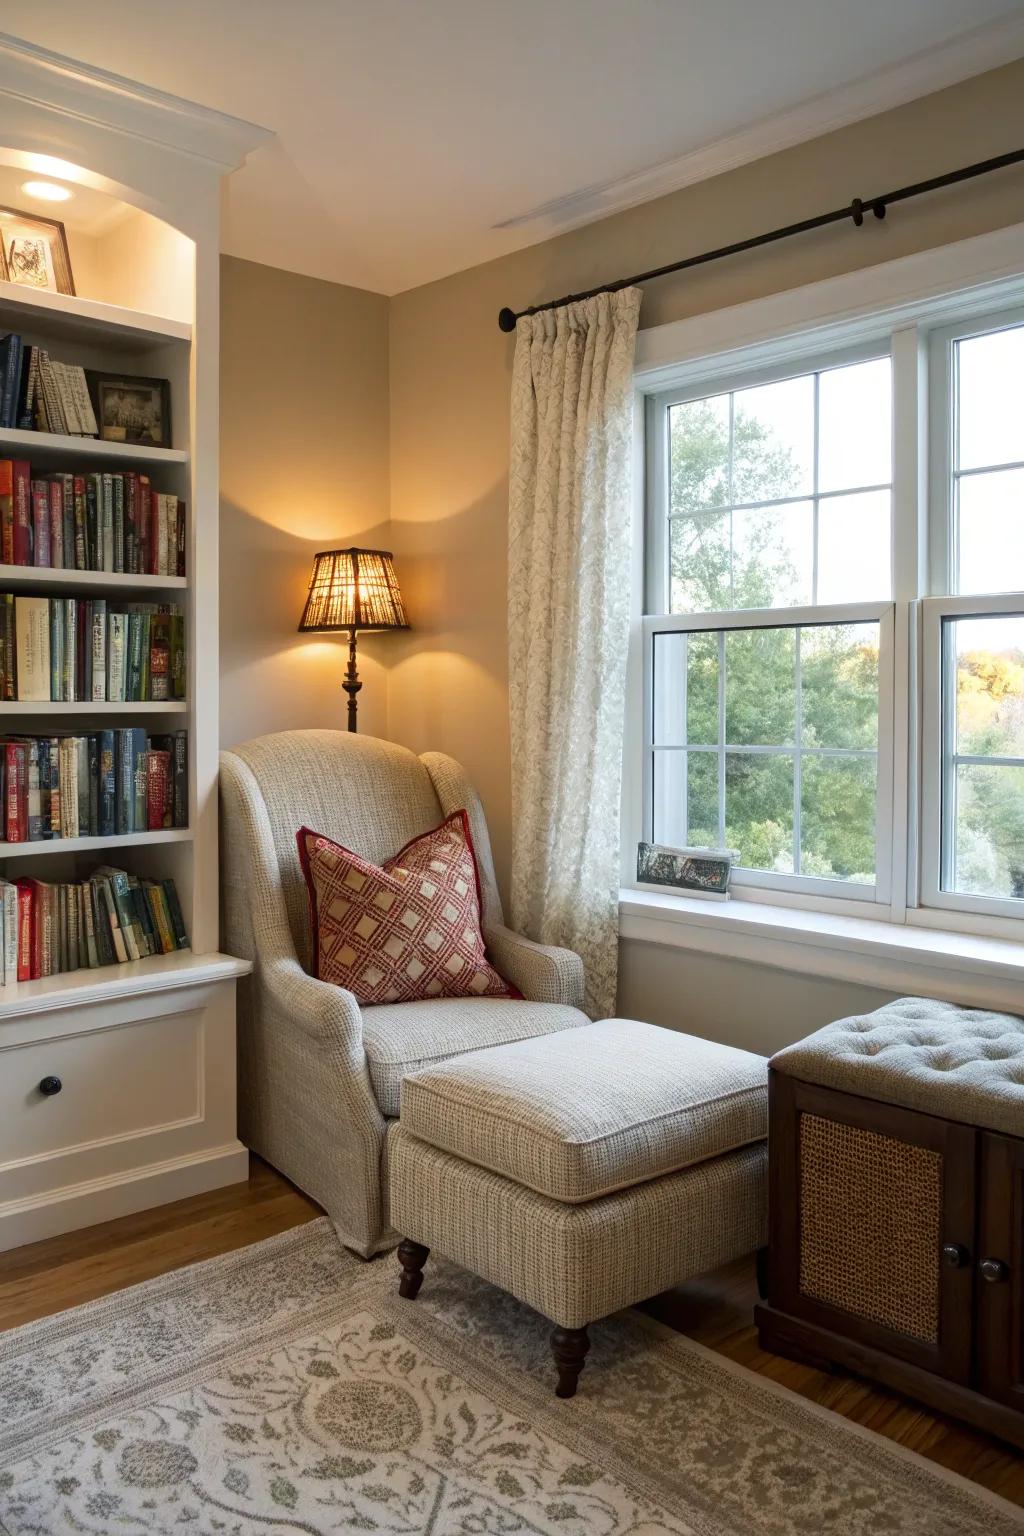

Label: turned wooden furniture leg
[397,1239,429,1299]
[551,1325,591,1398]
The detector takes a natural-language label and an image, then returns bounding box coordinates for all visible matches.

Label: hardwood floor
[1,1155,1021,1508]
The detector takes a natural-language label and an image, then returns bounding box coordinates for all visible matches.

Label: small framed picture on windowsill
[636,842,736,901]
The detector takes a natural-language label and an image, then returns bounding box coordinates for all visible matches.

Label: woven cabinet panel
[798,1113,942,1343]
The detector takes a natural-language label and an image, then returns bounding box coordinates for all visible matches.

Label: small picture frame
[0,205,75,295]
[636,841,736,900]
[86,371,172,448]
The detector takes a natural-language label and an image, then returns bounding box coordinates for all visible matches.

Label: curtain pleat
[508,288,642,1017]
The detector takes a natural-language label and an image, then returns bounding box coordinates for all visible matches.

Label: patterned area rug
[0,1219,1021,1535]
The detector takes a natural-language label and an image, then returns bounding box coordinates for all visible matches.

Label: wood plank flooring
[1,1155,1021,1508]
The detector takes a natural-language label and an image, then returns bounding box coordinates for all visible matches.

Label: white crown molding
[495,14,1024,237]
[0,31,271,173]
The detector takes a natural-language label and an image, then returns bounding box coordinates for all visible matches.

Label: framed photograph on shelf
[86,371,172,448]
[0,205,75,295]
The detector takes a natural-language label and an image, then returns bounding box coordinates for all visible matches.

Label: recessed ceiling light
[21,180,73,204]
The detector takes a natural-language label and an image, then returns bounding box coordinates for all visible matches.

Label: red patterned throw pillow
[296,811,514,1005]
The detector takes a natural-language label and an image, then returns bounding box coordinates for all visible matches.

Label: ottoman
[388,1017,768,1396]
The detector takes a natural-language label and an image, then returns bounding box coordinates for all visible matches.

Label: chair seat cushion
[363,998,589,1117]
[400,1017,768,1202]
[297,810,513,1005]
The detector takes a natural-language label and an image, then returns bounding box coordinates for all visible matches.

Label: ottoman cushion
[771,996,1024,1136]
[399,1017,767,1203]
[363,998,589,1117]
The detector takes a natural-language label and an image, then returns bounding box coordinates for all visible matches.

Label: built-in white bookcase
[0,33,269,1248]
[0,281,198,934]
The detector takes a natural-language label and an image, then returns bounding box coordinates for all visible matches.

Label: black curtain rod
[497,147,1024,333]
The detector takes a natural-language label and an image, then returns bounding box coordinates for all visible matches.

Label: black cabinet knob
[38,1075,62,1097]
[942,1242,969,1269]
[980,1258,1009,1284]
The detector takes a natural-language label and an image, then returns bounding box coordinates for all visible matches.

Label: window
[640,307,1024,928]
[645,351,894,904]
[661,356,892,614]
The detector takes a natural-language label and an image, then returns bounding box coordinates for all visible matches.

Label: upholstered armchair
[219,729,588,1257]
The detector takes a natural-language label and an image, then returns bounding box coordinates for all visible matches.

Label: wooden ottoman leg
[551,1325,590,1399]
[397,1239,429,1299]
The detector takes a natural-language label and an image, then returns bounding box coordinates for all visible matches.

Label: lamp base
[343,632,361,732]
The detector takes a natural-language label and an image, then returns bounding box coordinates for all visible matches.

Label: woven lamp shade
[297,548,408,633]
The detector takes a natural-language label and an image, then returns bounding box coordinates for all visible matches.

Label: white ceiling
[6,2,1024,296]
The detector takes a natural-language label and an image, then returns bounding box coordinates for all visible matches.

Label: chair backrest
[221,729,445,971]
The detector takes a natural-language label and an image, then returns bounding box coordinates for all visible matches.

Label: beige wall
[384,60,1024,1040]
[388,59,1024,911]
[618,942,897,1054]
[219,256,391,746]
[218,61,1024,1047]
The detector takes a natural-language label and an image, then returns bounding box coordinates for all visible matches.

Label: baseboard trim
[0,1142,250,1252]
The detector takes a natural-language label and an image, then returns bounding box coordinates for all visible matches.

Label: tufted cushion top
[400,1018,768,1203]
[771,996,1024,1135]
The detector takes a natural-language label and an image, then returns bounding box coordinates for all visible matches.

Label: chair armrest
[485,923,586,1010]
[262,957,366,1066]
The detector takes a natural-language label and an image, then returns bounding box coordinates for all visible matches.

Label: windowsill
[618,888,1024,1011]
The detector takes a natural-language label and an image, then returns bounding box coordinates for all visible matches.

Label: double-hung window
[920,312,1024,920]
[640,301,1024,932]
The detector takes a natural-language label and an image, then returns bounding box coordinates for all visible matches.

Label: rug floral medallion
[0,1220,1021,1536]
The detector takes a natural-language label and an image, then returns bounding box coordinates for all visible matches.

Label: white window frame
[643,338,891,616]
[625,220,1024,941]
[927,302,1024,596]
[644,603,896,909]
[920,593,1024,921]
[643,338,897,911]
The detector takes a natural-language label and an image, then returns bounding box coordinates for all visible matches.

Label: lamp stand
[343,631,361,732]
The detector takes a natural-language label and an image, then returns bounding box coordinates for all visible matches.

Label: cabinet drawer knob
[942,1242,969,1269]
[38,1075,62,1097]
[980,1258,1009,1285]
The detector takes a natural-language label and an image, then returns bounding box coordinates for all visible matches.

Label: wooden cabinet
[977,1132,1024,1414]
[757,1069,1024,1451]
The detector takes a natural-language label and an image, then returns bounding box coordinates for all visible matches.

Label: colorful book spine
[30,481,50,567]
[47,478,64,569]
[0,460,13,564]
[12,461,31,565]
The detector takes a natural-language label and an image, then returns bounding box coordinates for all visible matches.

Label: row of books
[0,462,184,577]
[1,595,185,702]
[2,731,187,843]
[0,868,189,984]
[0,337,98,436]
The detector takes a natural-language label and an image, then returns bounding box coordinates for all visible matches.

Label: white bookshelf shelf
[0,280,192,350]
[0,426,188,466]
[3,700,187,716]
[0,565,186,592]
[0,950,251,1020]
[0,828,192,861]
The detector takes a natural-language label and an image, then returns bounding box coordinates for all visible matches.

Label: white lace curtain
[507,288,642,1018]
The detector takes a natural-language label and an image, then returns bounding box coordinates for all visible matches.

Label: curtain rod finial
[498,307,518,333]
